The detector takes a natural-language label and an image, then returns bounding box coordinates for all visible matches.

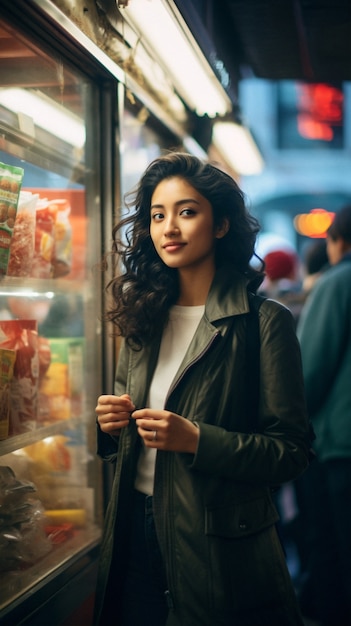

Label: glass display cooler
[0,4,118,623]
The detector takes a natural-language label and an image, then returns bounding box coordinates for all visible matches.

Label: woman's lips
[163,242,186,252]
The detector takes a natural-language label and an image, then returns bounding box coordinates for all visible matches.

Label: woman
[94,153,310,626]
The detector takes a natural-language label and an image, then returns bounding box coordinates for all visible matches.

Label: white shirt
[134,304,205,495]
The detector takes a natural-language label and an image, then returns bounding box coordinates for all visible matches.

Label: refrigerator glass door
[0,14,103,610]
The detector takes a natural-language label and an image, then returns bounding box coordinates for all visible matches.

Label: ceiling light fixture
[212,120,264,176]
[121,0,232,118]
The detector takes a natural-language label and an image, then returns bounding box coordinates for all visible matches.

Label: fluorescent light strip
[212,122,264,176]
[0,88,86,148]
[123,0,231,118]
[0,290,55,298]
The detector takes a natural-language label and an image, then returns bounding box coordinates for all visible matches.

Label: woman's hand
[96,394,135,436]
[131,409,199,454]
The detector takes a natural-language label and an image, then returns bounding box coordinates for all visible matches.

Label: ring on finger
[152,430,157,441]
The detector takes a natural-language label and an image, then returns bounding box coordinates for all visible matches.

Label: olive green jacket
[94,266,309,626]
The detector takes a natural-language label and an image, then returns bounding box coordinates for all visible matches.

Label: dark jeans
[298,458,351,626]
[120,490,169,626]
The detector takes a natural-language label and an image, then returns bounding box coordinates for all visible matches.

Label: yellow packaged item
[39,338,84,422]
[44,508,86,528]
[0,348,16,439]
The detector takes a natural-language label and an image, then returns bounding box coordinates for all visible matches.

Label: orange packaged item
[39,361,70,421]
[0,162,24,275]
[49,199,73,278]
[31,200,58,278]
[22,436,72,508]
[7,191,38,277]
[0,348,16,440]
[0,320,39,434]
[24,436,71,473]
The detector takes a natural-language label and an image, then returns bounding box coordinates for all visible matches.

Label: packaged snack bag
[0,348,16,439]
[0,320,39,434]
[39,360,70,421]
[0,162,24,275]
[0,466,52,571]
[39,338,84,422]
[7,191,38,277]
[31,199,58,278]
[49,199,73,278]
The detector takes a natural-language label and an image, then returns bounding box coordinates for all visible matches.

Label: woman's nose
[164,218,180,236]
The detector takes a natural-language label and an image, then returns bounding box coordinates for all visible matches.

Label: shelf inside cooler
[0,428,102,615]
[0,418,79,455]
[0,275,90,295]
[0,525,101,613]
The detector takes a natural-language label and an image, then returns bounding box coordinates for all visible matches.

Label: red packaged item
[45,523,74,544]
[0,320,39,434]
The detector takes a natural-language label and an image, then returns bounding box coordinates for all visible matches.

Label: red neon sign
[296,84,343,141]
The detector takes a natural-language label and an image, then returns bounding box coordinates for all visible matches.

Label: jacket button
[239,521,248,530]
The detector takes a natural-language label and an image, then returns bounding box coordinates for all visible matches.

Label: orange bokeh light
[294,208,335,238]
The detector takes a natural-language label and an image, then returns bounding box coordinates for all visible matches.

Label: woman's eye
[180,208,195,216]
[151,212,164,221]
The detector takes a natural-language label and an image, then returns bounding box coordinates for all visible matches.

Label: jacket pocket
[205,491,279,538]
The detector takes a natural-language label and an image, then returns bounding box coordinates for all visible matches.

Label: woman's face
[150,176,227,275]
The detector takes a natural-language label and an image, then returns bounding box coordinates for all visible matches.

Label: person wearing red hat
[264,249,298,282]
[260,249,300,318]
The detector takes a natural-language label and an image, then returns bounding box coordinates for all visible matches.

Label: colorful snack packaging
[39,338,84,422]
[29,197,73,279]
[49,199,73,278]
[0,320,39,435]
[7,191,38,277]
[31,199,57,278]
[0,162,24,275]
[0,348,16,440]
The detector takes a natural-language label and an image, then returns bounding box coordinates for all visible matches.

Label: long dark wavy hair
[104,152,263,349]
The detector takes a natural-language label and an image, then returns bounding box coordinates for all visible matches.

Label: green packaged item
[0,162,24,275]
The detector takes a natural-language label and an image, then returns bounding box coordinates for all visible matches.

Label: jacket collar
[205,264,251,323]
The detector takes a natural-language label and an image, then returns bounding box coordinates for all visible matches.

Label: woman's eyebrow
[150,198,200,210]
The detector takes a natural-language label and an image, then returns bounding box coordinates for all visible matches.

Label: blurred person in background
[301,238,329,294]
[261,248,300,298]
[273,239,330,601]
[297,204,351,626]
[260,248,304,325]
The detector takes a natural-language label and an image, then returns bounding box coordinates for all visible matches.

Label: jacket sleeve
[96,339,129,462]
[191,301,310,485]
